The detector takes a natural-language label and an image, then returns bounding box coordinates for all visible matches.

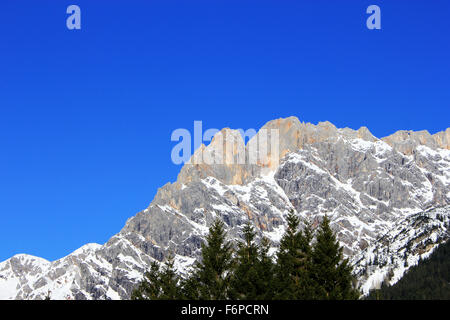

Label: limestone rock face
[382,128,450,155]
[1,116,449,300]
[432,128,450,150]
[176,128,258,186]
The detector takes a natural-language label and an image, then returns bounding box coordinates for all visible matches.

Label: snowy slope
[352,206,450,295]
[1,116,449,299]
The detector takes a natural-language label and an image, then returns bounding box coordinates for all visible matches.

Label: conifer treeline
[131,211,360,300]
[366,239,450,300]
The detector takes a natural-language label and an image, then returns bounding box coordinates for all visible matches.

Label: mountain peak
[2,116,449,300]
[382,128,450,154]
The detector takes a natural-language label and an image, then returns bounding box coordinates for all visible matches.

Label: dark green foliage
[131,254,182,300]
[366,240,450,300]
[131,213,359,300]
[256,237,277,299]
[229,224,275,299]
[310,216,360,300]
[188,219,234,300]
[274,211,315,299]
[131,262,161,299]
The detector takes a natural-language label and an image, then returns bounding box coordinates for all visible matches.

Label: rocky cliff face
[1,116,449,299]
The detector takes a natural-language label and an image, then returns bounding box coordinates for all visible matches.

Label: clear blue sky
[0,1,449,262]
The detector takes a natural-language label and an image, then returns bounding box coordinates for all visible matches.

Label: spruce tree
[131,261,161,300]
[157,254,182,299]
[179,272,200,299]
[229,224,275,300]
[310,215,360,300]
[188,218,234,300]
[255,237,276,299]
[275,210,314,299]
[296,219,317,298]
[131,254,181,300]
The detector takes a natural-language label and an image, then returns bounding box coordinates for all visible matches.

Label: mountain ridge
[1,116,449,300]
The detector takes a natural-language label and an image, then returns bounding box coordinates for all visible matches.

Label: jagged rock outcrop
[433,128,450,149]
[382,128,450,155]
[1,116,449,299]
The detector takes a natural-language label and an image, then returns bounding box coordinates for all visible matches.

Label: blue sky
[0,0,449,262]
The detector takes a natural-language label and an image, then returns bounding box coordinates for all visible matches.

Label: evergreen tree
[130,213,362,301]
[229,224,275,300]
[157,255,182,299]
[131,261,161,300]
[131,254,181,300]
[310,215,359,300]
[187,218,234,300]
[274,210,314,299]
[178,272,200,299]
[255,237,276,300]
[297,219,316,298]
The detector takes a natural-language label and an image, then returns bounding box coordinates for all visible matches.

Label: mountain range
[1,116,449,300]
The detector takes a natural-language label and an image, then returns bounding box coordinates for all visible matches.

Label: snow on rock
[1,117,449,299]
[352,206,450,295]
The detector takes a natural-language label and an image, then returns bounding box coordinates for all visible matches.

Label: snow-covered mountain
[1,116,449,299]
